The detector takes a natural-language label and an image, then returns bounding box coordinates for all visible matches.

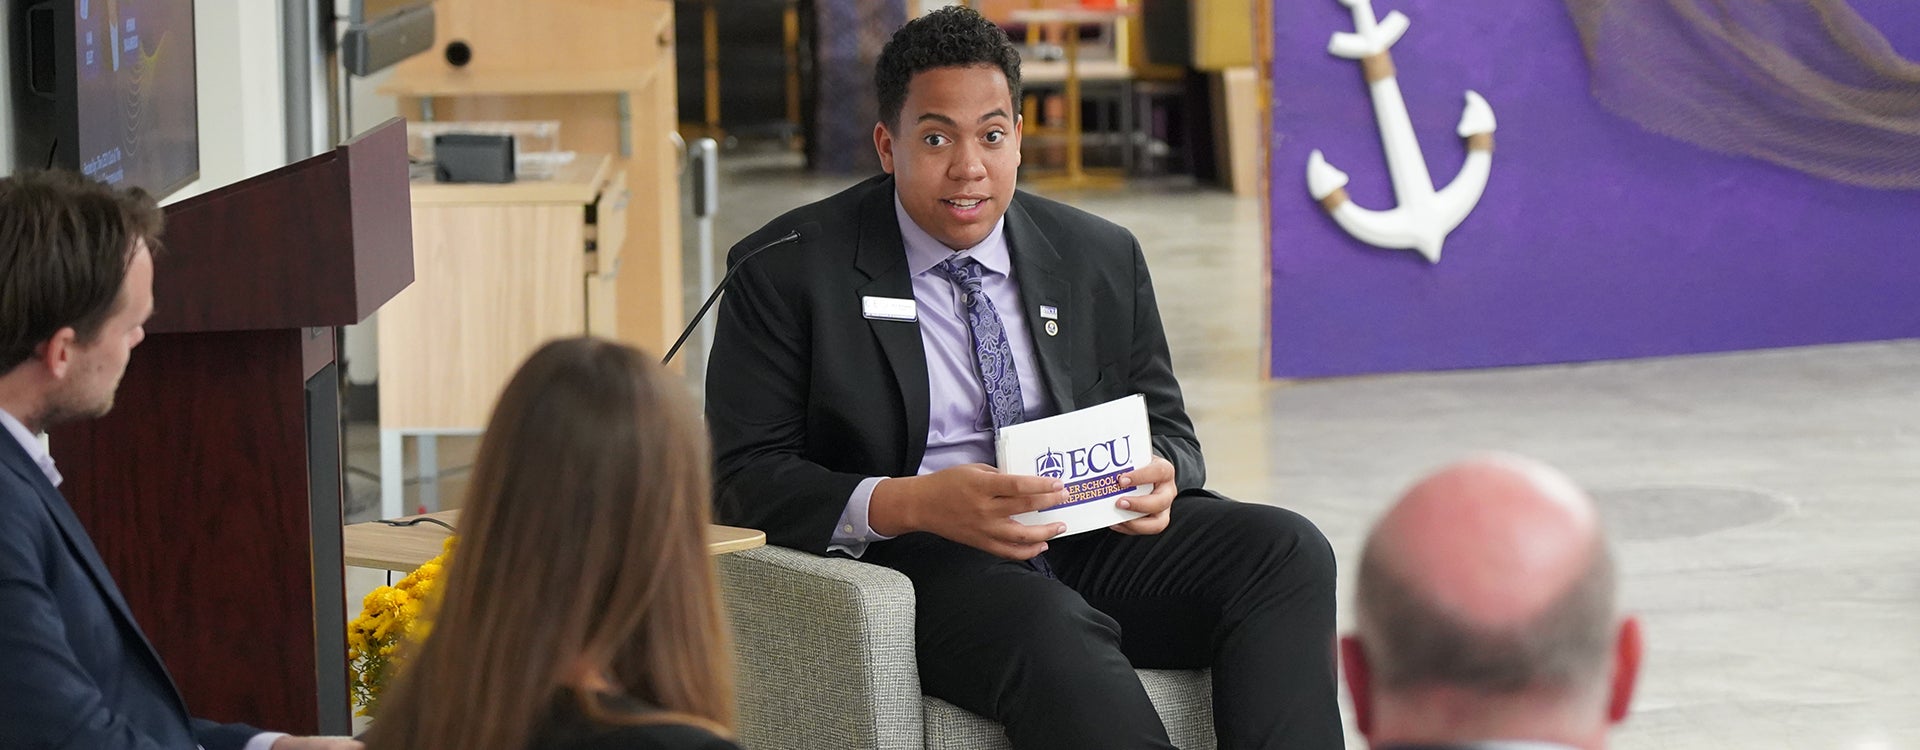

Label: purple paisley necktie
[940,256,1053,576]
[936,256,1025,431]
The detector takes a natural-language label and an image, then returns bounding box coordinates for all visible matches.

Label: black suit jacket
[0,430,260,749]
[706,175,1206,553]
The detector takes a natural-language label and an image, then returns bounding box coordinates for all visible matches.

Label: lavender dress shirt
[827,195,1058,556]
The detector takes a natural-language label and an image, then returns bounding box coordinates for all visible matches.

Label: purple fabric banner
[1268,0,1920,378]
[813,0,905,174]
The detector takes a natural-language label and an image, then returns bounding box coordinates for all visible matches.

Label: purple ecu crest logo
[1037,438,1135,482]
[1036,449,1067,479]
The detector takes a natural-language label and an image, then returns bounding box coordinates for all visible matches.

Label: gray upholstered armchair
[717,544,1217,749]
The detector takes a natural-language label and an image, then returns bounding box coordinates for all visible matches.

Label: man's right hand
[868,464,1069,560]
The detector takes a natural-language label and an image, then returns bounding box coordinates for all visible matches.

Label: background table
[1010,7,1135,187]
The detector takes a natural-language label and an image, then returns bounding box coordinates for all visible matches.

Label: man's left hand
[272,738,363,750]
[1110,455,1176,535]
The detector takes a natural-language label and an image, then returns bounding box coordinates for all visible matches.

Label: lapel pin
[1044,320,1059,337]
[1040,305,1059,320]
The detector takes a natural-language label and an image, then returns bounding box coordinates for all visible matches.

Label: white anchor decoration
[1306,0,1497,263]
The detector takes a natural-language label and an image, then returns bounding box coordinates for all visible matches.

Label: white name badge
[862,296,918,322]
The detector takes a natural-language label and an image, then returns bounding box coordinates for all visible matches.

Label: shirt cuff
[242,733,289,750]
[827,476,893,558]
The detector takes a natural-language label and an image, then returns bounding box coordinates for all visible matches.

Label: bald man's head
[1355,454,1618,698]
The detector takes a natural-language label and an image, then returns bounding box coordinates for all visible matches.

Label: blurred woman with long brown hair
[363,337,738,750]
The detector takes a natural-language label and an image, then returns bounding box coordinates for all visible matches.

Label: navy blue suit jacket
[0,432,261,749]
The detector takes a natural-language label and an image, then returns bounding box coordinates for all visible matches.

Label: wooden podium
[47,119,414,735]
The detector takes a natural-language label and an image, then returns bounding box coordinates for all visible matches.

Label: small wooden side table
[343,510,766,572]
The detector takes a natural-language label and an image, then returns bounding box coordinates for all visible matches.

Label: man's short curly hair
[875,6,1023,129]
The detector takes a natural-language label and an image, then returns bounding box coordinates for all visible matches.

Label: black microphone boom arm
[661,227,805,365]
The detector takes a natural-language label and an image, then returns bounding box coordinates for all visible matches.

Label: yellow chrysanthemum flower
[347,543,454,717]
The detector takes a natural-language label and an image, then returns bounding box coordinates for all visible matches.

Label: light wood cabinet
[378,155,628,432]
[374,155,627,514]
[380,0,682,356]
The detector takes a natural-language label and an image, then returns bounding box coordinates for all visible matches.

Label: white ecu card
[862,296,918,322]
[998,394,1152,537]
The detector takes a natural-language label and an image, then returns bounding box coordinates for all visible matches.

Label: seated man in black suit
[1341,454,1643,750]
[0,170,358,750]
[704,8,1340,748]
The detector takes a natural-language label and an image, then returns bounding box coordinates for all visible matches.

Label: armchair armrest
[717,545,924,750]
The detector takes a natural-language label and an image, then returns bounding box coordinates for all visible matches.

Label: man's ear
[1340,634,1375,737]
[35,327,79,380]
[1607,615,1642,724]
[874,121,897,174]
[1011,113,1024,167]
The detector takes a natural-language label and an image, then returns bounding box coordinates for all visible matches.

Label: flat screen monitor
[13,0,200,199]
